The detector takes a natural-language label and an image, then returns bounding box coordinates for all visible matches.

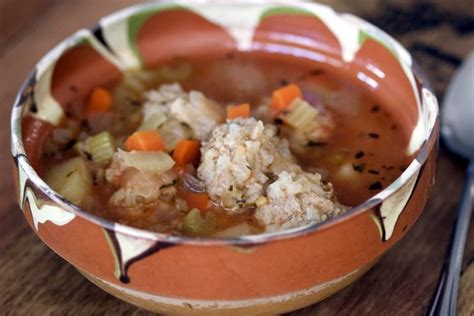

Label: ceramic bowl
[10,1,439,315]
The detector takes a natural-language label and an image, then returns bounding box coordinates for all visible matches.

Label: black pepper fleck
[309,69,324,76]
[279,79,289,86]
[64,140,76,150]
[368,169,380,175]
[353,164,365,173]
[369,181,383,190]
[355,151,365,159]
[369,133,380,139]
[129,99,141,107]
[274,118,284,125]
[371,105,380,112]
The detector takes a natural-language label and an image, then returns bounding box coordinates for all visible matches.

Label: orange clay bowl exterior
[10,1,439,315]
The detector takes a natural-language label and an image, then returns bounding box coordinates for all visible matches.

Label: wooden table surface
[1,0,473,315]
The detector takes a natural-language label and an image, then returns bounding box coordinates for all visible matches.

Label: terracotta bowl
[10,1,439,315]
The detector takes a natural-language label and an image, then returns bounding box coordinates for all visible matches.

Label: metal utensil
[427,51,474,316]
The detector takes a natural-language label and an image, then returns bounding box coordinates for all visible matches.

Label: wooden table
[1,0,473,315]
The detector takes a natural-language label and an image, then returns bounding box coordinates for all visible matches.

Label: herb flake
[307,141,328,147]
[160,179,177,189]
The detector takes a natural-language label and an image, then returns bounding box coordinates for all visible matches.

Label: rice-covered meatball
[198,117,346,231]
[255,171,345,232]
[198,118,297,212]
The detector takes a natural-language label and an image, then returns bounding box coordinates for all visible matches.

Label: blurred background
[0,0,473,315]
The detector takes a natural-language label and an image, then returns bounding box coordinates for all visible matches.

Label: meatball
[198,118,346,231]
[198,118,297,212]
[255,171,345,232]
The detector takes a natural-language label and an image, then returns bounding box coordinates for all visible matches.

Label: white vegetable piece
[118,150,175,174]
[44,157,92,205]
[281,98,319,130]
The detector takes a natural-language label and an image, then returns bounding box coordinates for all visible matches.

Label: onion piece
[179,172,205,193]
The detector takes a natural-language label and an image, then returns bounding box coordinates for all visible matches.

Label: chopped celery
[123,72,147,93]
[132,69,162,87]
[281,98,318,130]
[160,63,192,82]
[119,149,175,173]
[44,157,92,205]
[213,222,252,237]
[158,119,192,150]
[87,132,116,165]
[73,141,91,160]
[137,112,167,131]
[182,209,217,236]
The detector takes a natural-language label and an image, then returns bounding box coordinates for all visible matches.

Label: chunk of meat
[142,83,224,140]
[108,168,163,212]
[105,151,178,215]
[143,83,184,114]
[170,90,224,140]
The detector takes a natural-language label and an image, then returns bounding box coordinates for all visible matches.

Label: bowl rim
[10,0,440,246]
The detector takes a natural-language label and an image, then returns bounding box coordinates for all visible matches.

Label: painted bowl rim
[10,0,440,246]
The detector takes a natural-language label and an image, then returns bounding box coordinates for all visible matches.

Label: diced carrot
[125,130,167,152]
[271,83,302,111]
[173,140,200,165]
[86,87,112,115]
[227,103,250,119]
[182,191,209,211]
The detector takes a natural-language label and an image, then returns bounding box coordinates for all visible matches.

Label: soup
[25,52,411,237]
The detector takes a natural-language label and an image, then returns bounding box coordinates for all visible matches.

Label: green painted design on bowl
[260,6,314,20]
